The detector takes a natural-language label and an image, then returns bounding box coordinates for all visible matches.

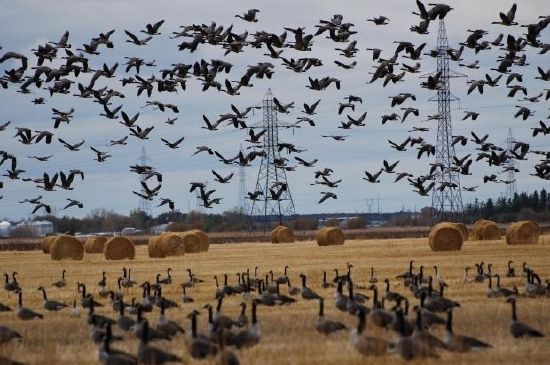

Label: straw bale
[84,236,108,253]
[50,235,84,260]
[104,236,135,260]
[505,221,539,245]
[316,227,345,246]
[429,223,463,251]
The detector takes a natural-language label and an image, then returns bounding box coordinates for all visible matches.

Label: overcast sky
[0,0,548,221]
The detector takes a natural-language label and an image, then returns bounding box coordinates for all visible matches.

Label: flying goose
[37,286,68,311]
[16,291,43,320]
[507,298,544,338]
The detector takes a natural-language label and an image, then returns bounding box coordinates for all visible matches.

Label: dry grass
[0,237,549,364]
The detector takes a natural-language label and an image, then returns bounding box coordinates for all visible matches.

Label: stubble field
[0,236,549,364]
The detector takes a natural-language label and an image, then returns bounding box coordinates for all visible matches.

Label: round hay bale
[271,226,284,243]
[316,227,345,246]
[429,223,463,251]
[539,235,549,245]
[177,231,202,253]
[42,235,56,254]
[159,233,186,256]
[84,236,108,254]
[187,229,209,251]
[505,221,539,245]
[148,236,166,258]
[276,226,295,243]
[451,223,469,241]
[50,235,84,261]
[104,236,135,260]
[470,219,501,241]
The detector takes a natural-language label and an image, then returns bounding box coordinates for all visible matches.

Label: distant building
[13,220,54,237]
[0,221,12,237]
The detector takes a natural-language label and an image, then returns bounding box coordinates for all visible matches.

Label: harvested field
[0,237,549,364]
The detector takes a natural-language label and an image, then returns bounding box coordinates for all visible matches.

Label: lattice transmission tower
[425,19,465,223]
[503,128,517,201]
[137,146,153,216]
[249,89,296,228]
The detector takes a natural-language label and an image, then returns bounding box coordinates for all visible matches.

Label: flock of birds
[0,259,548,364]
[0,2,549,215]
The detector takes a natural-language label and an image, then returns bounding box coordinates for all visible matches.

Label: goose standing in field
[416,292,446,327]
[395,307,437,360]
[181,286,194,303]
[88,299,116,328]
[351,307,389,357]
[411,307,446,349]
[286,277,301,296]
[157,301,185,337]
[276,266,289,284]
[234,299,261,349]
[315,297,346,335]
[237,302,248,327]
[16,291,43,320]
[79,283,104,308]
[444,309,491,352]
[506,261,516,278]
[137,320,181,365]
[368,267,378,284]
[120,268,137,288]
[0,325,22,345]
[4,272,21,293]
[367,285,393,328]
[216,326,240,365]
[486,275,501,298]
[51,269,67,288]
[158,268,172,285]
[384,278,405,302]
[494,274,517,297]
[390,298,413,336]
[186,311,217,359]
[321,271,333,288]
[507,298,545,338]
[133,306,171,342]
[37,286,68,311]
[299,273,321,300]
[334,280,349,312]
[117,300,135,331]
[99,323,137,365]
